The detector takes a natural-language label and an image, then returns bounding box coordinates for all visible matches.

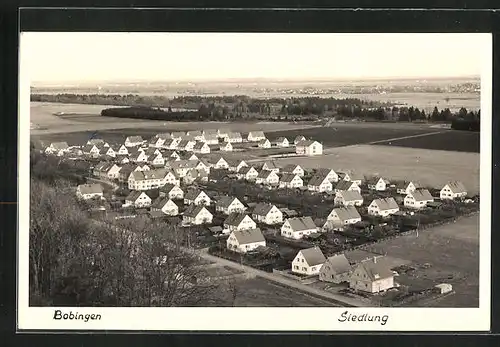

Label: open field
[264,145,480,194]
[30,102,320,136]
[359,214,480,307]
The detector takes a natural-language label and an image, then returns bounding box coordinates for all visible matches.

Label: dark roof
[216,195,240,208]
[239,166,257,175]
[357,257,394,280]
[336,190,363,201]
[335,180,357,191]
[126,190,148,202]
[308,174,329,186]
[299,247,326,266]
[296,140,318,147]
[323,254,352,274]
[331,206,361,221]
[232,228,265,244]
[262,161,279,170]
[372,197,399,210]
[224,212,252,226]
[286,216,316,231]
[126,136,144,142]
[409,189,433,201]
[280,173,300,183]
[160,183,180,193]
[257,170,275,179]
[183,204,209,217]
[184,189,206,201]
[252,202,276,216]
[444,181,467,193]
[151,197,174,209]
[282,164,302,173]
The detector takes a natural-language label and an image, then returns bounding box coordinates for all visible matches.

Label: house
[247,131,266,142]
[273,137,289,147]
[142,147,162,156]
[279,173,304,189]
[102,146,116,158]
[225,132,243,143]
[368,198,400,217]
[251,203,283,225]
[296,140,322,156]
[337,171,363,185]
[183,169,209,185]
[282,164,305,177]
[281,217,318,240]
[255,170,280,186]
[208,156,229,170]
[396,181,422,195]
[184,189,211,206]
[293,135,306,145]
[86,138,105,146]
[258,139,272,149]
[128,168,178,191]
[93,161,112,178]
[118,164,136,182]
[334,180,361,194]
[193,142,211,154]
[147,153,165,167]
[183,205,213,225]
[367,177,390,191]
[124,136,144,147]
[177,139,196,152]
[226,228,266,253]
[319,254,352,283]
[116,155,130,164]
[116,145,129,155]
[163,150,181,160]
[150,197,179,216]
[291,247,326,276]
[159,184,184,200]
[334,191,364,207]
[223,213,257,233]
[148,134,171,148]
[125,191,152,208]
[237,166,259,181]
[315,168,339,182]
[83,144,101,157]
[195,159,211,175]
[178,152,199,162]
[261,161,280,173]
[203,129,218,137]
[76,184,104,200]
[45,142,70,156]
[323,206,362,231]
[227,159,248,173]
[307,175,333,193]
[106,164,122,180]
[186,130,204,141]
[220,141,233,152]
[169,160,198,178]
[201,133,219,145]
[162,139,180,150]
[349,257,394,293]
[170,131,186,140]
[440,181,467,200]
[404,189,434,209]
[217,128,230,138]
[215,196,246,215]
[129,150,149,163]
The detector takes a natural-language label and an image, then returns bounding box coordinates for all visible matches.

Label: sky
[21,32,488,85]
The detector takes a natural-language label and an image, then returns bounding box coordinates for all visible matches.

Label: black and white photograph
[18,31,491,331]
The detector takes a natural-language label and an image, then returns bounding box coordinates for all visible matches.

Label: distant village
[42,127,476,301]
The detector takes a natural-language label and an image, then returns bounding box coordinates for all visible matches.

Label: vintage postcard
[18,32,491,331]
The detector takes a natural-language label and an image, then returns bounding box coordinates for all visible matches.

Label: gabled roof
[280,173,300,183]
[248,131,265,137]
[203,129,218,136]
[232,228,265,245]
[184,189,207,201]
[336,190,363,202]
[126,190,149,202]
[156,133,172,139]
[193,142,208,149]
[224,212,252,226]
[335,180,357,191]
[217,128,230,134]
[239,166,257,175]
[262,161,279,170]
[323,254,352,274]
[220,141,232,147]
[367,177,388,185]
[396,180,422,189]
[299,247,326,266]
[131,168,169,181]
[227,132,242,139]
[372,197,399,211]
[160,183,181,194]
[49,141,70,150]
[187,130,202,137]
[78,183,103,195]
[126,136,144,142]
[409,189,433,201]
[332,206,361,221]
[217,196,241,209]
[163,139,176,147]
[356,257,394,281]
[296,140,319,147]
[286,216,316,231]
[308,174,329,186]
[178,139,194,148]
[170,160,198,170]
[202,134,218,141]
[119,163,136,175]
[171,131,186,138]
[257,170,276,179]
[151,197,175,209]
[294,135,306,141]
[87,138,104,145]
[258,139,270,145]
[282,164,302,173]
[274,137,288,142]
[252,202,276,216]
[444,181,467,193]
[183,204,210,218]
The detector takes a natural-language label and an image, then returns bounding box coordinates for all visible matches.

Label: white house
[186,130,204,141]
[150,197,179,216]
[251,203,283,225]
[130,150,149,163]
[201,133,219,145]
[170,131,186,140]
[296,140,322,156]
[183,205,213,225]
[273,137,289,147]
[193,142,211,154]
[125,191,152,208]
[159,184,184,200]
[315,168,339,183]
[282,164,305,177]
[148,134,170,148]
[83,144,101,157]
[223,213,257,233]
[226,228,266,254]
[102,146,116,158]
[349,257,394,293]
[220,141,233,152]
[162,139,180,150]
[334,191,364,207]
[396,181,422,195]
[178,152,199,162]
[404,189,434,209]
[323,206,362,231]
[76,184,104,200]
[147,153,165,167]
[247,131,266,142]
[208,156,229,170]
[177,139,196,152]
[367,177,390,191]
[106,164,122,180]
[292,247,326,276]
[116,145,129,155]
[237,166,259,181]
[261,161,280,173]
[255,170,280,186]
[124,136,144,147]
[258,139,272,149]
[225,132,243,143]
[334,180,361,194]
[307,175,333,193]
[45,142,70,156]
[128,168,177,191]
[227,159,248,173]
[294,135,306,145]
[86,138,105,146]
[281,217,318,240]
[217,128,230,139]
[169,160,198,178]
[368,198,400,217]
[184,189,211,206]
[279,173,304,189]
[319,254,353,284]
[337,171,363,185]
[216,196,246,215]
[440,181,467,200]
